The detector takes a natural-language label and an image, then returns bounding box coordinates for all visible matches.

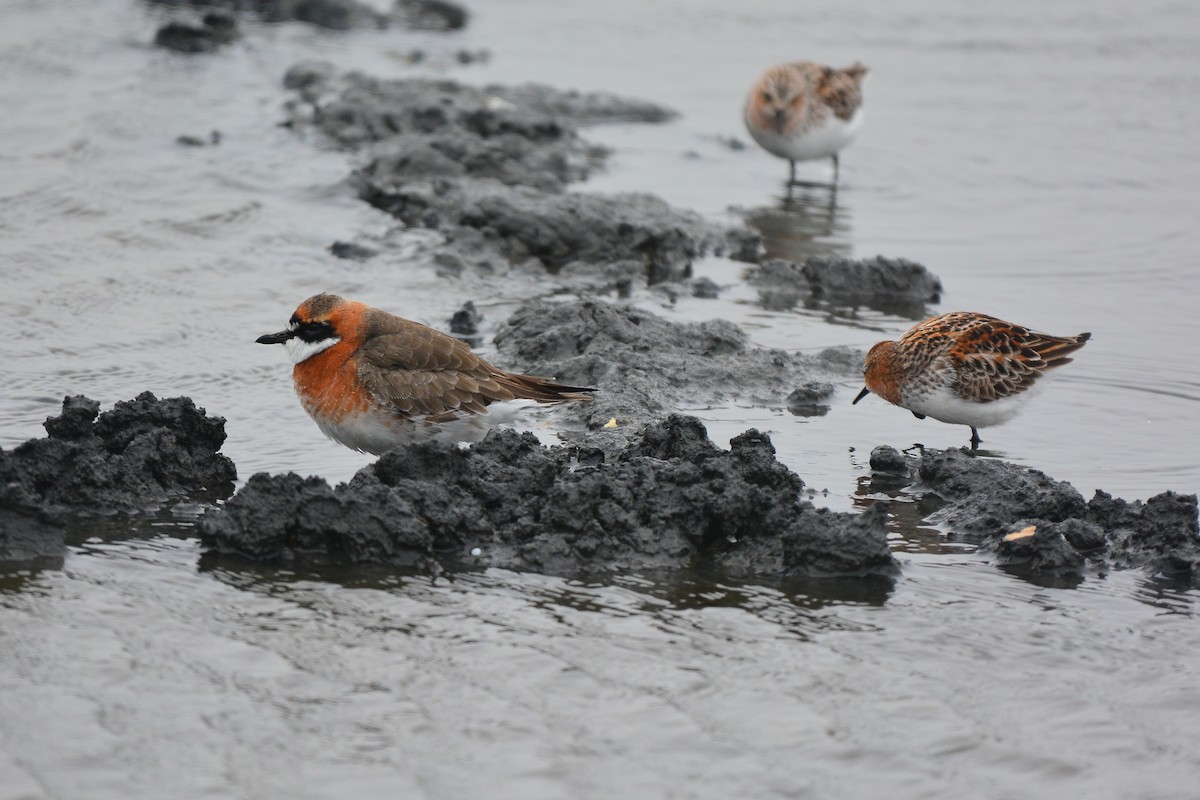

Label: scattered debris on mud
[864,446,1200,585]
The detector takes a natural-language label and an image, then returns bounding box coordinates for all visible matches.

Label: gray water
[3,0,1200,797]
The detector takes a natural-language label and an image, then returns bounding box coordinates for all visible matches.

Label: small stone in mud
[154,21,223,53]
[284,60,336,103]
[328,241,378,261]
[868,445,908,475]
[787,382,835,417]
[201,11,238,41]
[448,301,482,336]
[691,277,721,299]
[456,49,490,65]
[395,0,469,30]
[276,0,387,30]
[175,130,222,147]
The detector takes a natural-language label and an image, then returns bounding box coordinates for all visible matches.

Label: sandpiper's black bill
[256,330,293,345]
[852,387,870,404]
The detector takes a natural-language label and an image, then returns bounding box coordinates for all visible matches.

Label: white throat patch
[284,335,340,364]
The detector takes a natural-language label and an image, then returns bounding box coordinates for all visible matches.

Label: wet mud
[153,13,238,53]
[283,68,757,285]
[8,18,1198,589]
[197,415,899,579]
[0,394,236,566]
[7,388,1194,585]
[868,446,1200,585]
[747,255,943,317]
[198,415,1199,585]
[489,298,862,439]
[149,0,467,40]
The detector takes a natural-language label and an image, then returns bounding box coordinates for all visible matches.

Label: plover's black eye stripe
[294,319,335,343]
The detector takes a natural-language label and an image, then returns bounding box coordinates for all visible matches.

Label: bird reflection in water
[742,183,852,263]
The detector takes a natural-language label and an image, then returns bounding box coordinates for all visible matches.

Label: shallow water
[2,0,1200,797]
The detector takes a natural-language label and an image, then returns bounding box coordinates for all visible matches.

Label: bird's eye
[290,319,333,341]
[761,91,772,103]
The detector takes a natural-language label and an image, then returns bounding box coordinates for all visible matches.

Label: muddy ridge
[491,298,860,438]
[150,0,468,53]
[283,67,758,285]
[868,445,1200,585]
[0,393,236,566]
[198,415,899,579]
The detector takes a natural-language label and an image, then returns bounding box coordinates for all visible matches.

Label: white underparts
[309,399,548,456]
[905,382,1047,429]
[284,335,340,364]
[744,107,864,162]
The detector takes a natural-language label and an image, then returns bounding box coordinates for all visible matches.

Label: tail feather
[1037,331,1091,369]
[503,373,595,405]
[843,62,869,81]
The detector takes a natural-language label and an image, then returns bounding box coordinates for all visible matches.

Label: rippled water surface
[3,0,1200,797]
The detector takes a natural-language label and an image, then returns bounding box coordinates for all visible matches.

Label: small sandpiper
[853,311,1091,449]
[743,60,868,185]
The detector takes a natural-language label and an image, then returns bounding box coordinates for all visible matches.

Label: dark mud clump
[328,240,378,261]
[0,480,64,569]
[149,0,464,32]
[448,300,482,336]
[747,256,943,317]
[490,298,862,436]
[285,70,758,284]
[153,0,446,51]
[868,445,909,475]
[198,415,898,579]
[786,382,835,418]
[0,393,237,566]
[394,0,468,30]
[915,448,1200,584]
[154,12,238,53]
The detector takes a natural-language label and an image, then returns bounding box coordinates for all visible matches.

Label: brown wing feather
[813,62,868,121]
[357,315,592,419]
[895,312,975,375]
[939,315,1090,402]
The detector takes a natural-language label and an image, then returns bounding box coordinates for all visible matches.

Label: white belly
[905,384,1040,429]
[744,108,864,162]
[309,400,544,456]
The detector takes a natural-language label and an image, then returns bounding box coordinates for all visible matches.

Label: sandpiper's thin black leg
[788,159,796,184]
[969,427,982,450]
[832,154,840,183]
